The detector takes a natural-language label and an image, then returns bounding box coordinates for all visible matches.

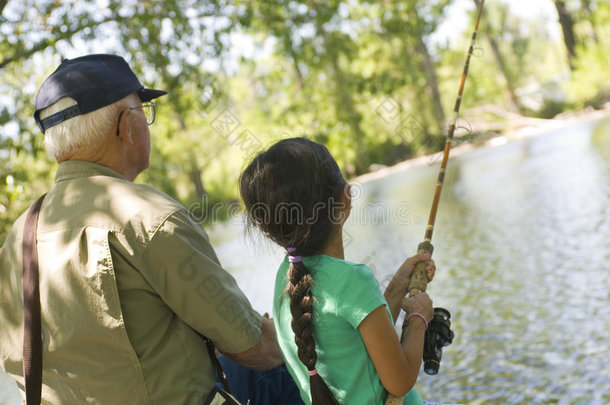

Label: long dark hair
[240,137,346,405]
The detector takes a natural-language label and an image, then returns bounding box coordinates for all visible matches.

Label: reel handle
[408,241,434,296]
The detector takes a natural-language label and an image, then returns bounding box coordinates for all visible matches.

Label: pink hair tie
[287,247,303,263]
[406,312,429,330]
[307,368,318,376]
[289,255,303,263]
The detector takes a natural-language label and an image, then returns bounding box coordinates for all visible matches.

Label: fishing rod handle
[408,241,434,296]
[385,241,434,405]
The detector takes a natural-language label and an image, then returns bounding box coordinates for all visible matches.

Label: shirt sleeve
[141,208,262,354]
[336,263,389,329]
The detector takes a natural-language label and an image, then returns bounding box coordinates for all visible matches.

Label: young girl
[240,138,435,405]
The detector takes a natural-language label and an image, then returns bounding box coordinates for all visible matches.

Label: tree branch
[0,15,120,69]
[0,0,8,18]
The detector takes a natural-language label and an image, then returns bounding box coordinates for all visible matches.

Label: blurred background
[1,0,609,241]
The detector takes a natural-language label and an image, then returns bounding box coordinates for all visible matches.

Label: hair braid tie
[288,247,304,263]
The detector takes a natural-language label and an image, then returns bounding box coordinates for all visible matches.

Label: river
[1,117,609,404]
[210,116,610,404]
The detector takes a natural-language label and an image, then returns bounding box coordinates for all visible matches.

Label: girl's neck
[321,226,345,260]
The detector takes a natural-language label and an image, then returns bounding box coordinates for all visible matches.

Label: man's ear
[117,108,134,143]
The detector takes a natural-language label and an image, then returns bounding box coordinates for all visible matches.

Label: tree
[410,3,447,127]
[376,0,450,147]
[0,0,7,18]
[580,0,599,43]
[474,0,523,114]
[554,0,577,69]
[235,0,374,175]
[2,0,607,244]
[0,0,240,206]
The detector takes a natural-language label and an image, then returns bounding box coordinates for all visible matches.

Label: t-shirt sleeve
[336,263,388,329]
[141,209,262,354]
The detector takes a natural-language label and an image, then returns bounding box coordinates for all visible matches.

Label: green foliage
[0,148,55,242]
[567,2,610,109]
[1,0,609,244]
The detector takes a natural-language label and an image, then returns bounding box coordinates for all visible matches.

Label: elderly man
[0,54,284,404]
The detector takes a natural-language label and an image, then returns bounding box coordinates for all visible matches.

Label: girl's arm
[384,254,435,322]
[358,292,433,397]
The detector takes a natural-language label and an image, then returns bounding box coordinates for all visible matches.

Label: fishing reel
[422,307,454,375]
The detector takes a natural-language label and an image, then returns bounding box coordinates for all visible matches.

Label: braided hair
[240,138,345,404]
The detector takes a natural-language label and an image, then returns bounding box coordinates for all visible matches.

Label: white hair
[40,94,137,159]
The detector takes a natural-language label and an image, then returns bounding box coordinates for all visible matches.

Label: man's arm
[141,209,285,367]
[220,316,284,370]
[141,209,278,356]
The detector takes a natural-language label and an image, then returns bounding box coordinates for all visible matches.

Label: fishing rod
[386,0,485,403]
[409,0,485,294]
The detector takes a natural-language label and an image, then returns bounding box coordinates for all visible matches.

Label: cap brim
[138,88,167,102]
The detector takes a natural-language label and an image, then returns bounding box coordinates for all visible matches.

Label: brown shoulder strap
[22,194,46,405]
[201,335,234,395]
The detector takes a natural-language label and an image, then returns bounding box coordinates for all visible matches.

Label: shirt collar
[54,160,127,183]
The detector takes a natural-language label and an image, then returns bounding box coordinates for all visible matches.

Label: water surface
[212,117,610,404]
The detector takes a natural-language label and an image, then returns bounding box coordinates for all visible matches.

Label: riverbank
[355,103,610,184]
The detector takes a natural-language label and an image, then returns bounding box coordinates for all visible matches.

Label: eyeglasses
[130,102,156,125]
[116,102,156,136]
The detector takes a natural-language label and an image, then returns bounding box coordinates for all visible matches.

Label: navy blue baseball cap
[34,54,167,133]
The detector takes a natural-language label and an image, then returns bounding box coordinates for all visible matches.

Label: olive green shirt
[0,161,262,404]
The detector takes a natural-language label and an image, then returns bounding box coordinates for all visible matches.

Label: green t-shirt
[273,254,423,405]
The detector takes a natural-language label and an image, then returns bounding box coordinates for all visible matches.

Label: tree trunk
[284,34,306,90]
[317,27,367,175]
[406,4,444,144]
[189,155,208,199]
[415,34,446,125]
[581,0,599,43]
[327,50,367,174]
[554,0,577,70]
[486,34,522,113]
[173,110,208,201]
[474,0,523,113]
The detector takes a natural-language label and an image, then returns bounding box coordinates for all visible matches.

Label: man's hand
[220,315,284,370]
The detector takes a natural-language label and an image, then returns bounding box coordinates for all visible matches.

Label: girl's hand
[389,254,436,297]
[384,253,436,323]
[401,291,434,322]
